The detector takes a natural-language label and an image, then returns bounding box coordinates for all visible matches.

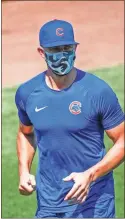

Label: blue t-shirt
[15,68,124,214]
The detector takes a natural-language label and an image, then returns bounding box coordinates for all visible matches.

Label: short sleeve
[15,86,33,126]
[99,86,124,130]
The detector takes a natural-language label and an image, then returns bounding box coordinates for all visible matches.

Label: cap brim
[41,41,79,48]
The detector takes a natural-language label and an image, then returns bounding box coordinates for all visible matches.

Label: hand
[19,172,36,196]
[63,170,93,204]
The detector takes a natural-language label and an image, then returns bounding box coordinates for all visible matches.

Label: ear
[37,47,45,58]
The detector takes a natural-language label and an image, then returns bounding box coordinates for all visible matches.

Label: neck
[45,68,77,90]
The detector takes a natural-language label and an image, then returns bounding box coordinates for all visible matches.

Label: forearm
[91,135,124,182]
[17,129,36,176]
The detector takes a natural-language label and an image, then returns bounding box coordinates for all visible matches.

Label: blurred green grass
[2,64,124,218]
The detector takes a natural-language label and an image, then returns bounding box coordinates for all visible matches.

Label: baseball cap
[39,19,79,48]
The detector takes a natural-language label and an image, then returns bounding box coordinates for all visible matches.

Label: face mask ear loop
[43,51,48,62]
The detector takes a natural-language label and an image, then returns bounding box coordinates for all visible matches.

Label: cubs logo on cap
[69,101,82,115]
[56,28,64,36]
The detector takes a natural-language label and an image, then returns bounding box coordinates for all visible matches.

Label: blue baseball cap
[39,19,79,48]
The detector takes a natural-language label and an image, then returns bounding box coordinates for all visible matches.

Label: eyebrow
[48,45,73,49]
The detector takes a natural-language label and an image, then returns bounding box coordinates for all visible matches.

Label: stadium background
[2,1,124,218]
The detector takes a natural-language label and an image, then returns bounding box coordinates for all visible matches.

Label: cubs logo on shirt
[69,101,82,115]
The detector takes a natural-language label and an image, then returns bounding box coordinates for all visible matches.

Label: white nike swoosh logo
[35,106,48,112]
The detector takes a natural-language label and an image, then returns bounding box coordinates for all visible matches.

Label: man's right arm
[17,122,36,195]
[15,85,37,195]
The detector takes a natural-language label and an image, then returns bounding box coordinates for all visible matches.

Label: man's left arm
[63,85,124,203]
[91,121,124,181]
[92,85,125,180]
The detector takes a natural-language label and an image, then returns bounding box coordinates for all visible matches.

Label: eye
[47,47,61,53]
[53,47,61,53]
[64,45,74,51]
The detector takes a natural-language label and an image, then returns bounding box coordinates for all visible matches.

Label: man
[15,19,124,218]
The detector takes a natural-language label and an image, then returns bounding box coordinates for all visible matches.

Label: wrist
[19,165,30,176]
[19,171,30,179]
[88,163,101,182]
